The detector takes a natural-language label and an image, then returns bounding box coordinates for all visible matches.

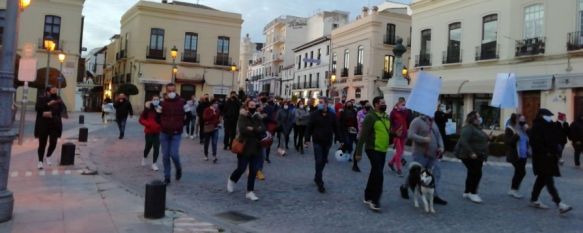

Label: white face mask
[284,105,289,110]
[152,100,160,106]
[167,92,176,99]
[542,115,553,122]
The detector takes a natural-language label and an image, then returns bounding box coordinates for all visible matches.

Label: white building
[240,34,264,96]
[82,46,107,111]
[411,0,583,129]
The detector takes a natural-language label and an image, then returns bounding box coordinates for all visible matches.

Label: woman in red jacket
[139,96,162,171]
[203,99,222,163]
[388,100,409,176]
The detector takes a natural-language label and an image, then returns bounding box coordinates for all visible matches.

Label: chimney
[372,6,379,14]
[362,6,369,17]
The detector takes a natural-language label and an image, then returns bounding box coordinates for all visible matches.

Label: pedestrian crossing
[9,169,85,178]
[173,216,221,233]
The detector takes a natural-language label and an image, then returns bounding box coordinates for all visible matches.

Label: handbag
[203,124,215,133]
[231,138,245,154]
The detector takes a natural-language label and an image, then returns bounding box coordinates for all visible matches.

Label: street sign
[17,58,37,82]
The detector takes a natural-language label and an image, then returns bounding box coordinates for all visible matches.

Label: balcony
[382,70,393,80]
[181,50,200,63]
[384,34,396,45]
[341,68,349,77]
[475,42,499,61]
[146,46,166,60]
[515,37,545,57]
[354,64,363,75]
[442,48,462,64]
[415,53,431,67]
[567,31,583,51]
[214,54,232,66]
[116,50,127,61]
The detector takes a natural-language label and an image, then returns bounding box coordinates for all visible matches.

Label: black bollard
[79,127,88,142]
[79,115,85,124]
[144,180,166,219]
[60,143,75,165]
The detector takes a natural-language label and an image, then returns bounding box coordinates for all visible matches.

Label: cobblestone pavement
[87,117,583,233]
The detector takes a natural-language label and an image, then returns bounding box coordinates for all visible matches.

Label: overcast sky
[82,0,411,53]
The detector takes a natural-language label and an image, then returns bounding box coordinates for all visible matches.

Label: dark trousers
[116,118,127,136]
[531,175,562,204]
[294,125,306,153]
[343,133,357,154]
[144,134,160,163]
[462,159,483,194]
[574,146,581,166]
[198,116,205,143]
[230,154,262,191]
[364,150,386,204]
[278,130,290,149]
[293,124,299,148]
[38,131,58,161]
[313,144,330,185]
[223,118,237,149]
[184,114,194,135]
[204,130,219,157]
[511,158,527,190]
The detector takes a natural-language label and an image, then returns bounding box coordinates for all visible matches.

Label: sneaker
[227,179,235,193]
[37,162,43,170]
[151,163,159,171]
[368,202,381,212]
[363,199,372,205]
[176,169,182,181]
[141,158,146,166]
[462,193,470,199]
[388,163,396,172]
[246,191,259,201]
[256,171,265,180]
[204,156,209,161]
[213,157,218,164]
[317,184,326,193]
[352,166,361,172]
[164,178,171,185]
[434,196,448,205]
[558,202,573,214]
[265,158,271,164]
[189,135,194,140]
[559,159,565,166]
[400,185,409,199]
[46,157,52,166]
[468,194,483,203]
[530,200,549,209]
[507,189,523,199]
[396,170,403,177]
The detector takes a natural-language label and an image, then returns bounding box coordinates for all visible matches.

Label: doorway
[521,91,541,126]
[180,84,196,101]
[575,88,583,118]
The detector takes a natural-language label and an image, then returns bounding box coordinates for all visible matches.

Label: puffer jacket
[139,102,161,135]
[160,96,185,134]
[237,109,266,157]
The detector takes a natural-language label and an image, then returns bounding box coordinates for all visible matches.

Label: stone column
[381,38,411,108]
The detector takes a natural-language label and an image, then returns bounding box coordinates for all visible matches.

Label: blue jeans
[204,130,219,157]
[313,144,331,184]
[116,118,127,136]
[160,132,182,179]
[412,153,441,195]
[365,150,387,204]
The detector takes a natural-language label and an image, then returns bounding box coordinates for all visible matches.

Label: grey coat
[294,108,310,126]
[408,116,444,158]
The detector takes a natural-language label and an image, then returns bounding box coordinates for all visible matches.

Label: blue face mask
[317,103,325,110]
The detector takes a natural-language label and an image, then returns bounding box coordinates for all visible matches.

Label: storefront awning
[459,79,495,94]
[555,73,583,89]
[139,79,170,85]
[516,75,553,91]
[441,80,469,94]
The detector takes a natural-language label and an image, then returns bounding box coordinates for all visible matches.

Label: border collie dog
[407,162,436,214]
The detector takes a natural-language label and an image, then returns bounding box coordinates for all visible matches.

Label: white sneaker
[558,202,573,214]
[46,157,52,166]
[468,194,483,203]
[151,163,159,171]
[141,158,146,166]
[462,193,470,199]
[530,201,549,209]
[227,179,235,193]
[37,162,43,170]
[189,135,194,140]
[246,191,259,201]
[508,189,523,199]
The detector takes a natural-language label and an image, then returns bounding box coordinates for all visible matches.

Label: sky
[82,0,411,54]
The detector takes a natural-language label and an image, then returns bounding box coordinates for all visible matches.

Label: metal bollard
[79,115,85,124]
[60,143,75,165]
[144,180,166,219]
[78,127,88,142]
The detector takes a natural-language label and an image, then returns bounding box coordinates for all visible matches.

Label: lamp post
[57,52,65,96]
[43,37,56,91]
[230,64,237,94]
[170,45,178,83]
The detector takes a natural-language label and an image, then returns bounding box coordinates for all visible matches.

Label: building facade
[82,46,107,111]
[104,0,242,110]
[411,0,583,129]
[4,0,85,111]
[239,34,263,96]
[331,5,411,103]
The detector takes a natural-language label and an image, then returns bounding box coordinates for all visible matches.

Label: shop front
[556,73,583,120]
[516,75,553,125]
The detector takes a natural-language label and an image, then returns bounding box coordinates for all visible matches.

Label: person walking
[35,87,67,170]
[101,97,112,123]
[139,96,162,171]
[196,94,210,144]
[569,114,583,167]
[504,113,530,199]
[262,98,279,163]
[113,93,133,139]
[339,100,358,160]
[353,100,371,172]
[223,91,241,150]
[183,96,197,139]
[434,103,451,149]
[529,109,572,213]
[307,97,339,193]
[454,111,489,204]
[388,100,409,176]
[556,113,570,165]
[294,100,310,154]
[203,100,222,163]
[276,100,294,155]
[227,100,266,201]
[399,111,448,205]
[159,84,185,185]
[355,97,391,211]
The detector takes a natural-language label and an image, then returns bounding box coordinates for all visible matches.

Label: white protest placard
[406,71,442,116]
[490,73,518,108]
[18,58,37,82]
[445,119,457,135]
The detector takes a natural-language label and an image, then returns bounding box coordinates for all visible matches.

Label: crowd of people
[34,83,581,215]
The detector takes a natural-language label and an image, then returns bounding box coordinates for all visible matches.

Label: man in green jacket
[356,96,391,211]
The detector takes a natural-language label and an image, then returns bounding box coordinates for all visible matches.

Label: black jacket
[223,98,241,120]
[556,121,570,145]
[529,118,561,177]
[569,118,583,149]
[237,110,266,157]
[114,100,133,119]
[434,110,450,138]
[34,95,66,138]
[196,100,210,118]
[307,109,339,147]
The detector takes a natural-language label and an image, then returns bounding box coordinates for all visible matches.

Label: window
[0,10,4,45]
[420,29,431,55]
[474,94,501,129]
[310,51,314,67]
[316,73,320,88]
[184,32,198,51]
[304,52,308,68]
[386,23,396,44]
[317,49,321,61]
[217,36,230,54]
[332,52,337,71]
[333,23,339,29]
[309,74,312,87]
[304,75,307,87]
[44,15,61,49]
[384,55,394,78]
[357,46,364,66]
[326,45,330,55]
[343,49,350,69]
[447,22,462,63]
[355,88,361,99]
[297,55,302,69]
[524,4,544,39]
[482,14,498,44]
[149,28,164,50]
[579,0,583,32]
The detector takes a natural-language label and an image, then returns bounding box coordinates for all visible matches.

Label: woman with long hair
[455,111,489,203]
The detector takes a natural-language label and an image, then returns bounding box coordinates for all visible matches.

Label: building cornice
[292,36,331,52]
[121,1,243,26]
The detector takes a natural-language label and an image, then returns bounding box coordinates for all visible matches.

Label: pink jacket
[357,109,367,138]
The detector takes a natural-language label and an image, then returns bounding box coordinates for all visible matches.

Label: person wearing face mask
[529,109,572,213]
[555,113,570,166]
[113,93,134,139]
[504,113,530,199]
[196,94,210,144]
[434,103,451,148]
[388,100,410,177]
[139,96,162,171]
[262,98,279,163]
[203,100,222,163]
[34,87,68,170]
[159,83,186,185]
[223,92,241,150]
[276,100,294,155]
[569,114,583,167]
[294,99,310,154]
[453,111,489,204]
[352,100,371,172]
[339,100,358,160]
[306,97,340,193]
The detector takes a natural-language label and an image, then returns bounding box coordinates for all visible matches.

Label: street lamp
[331,74,336,83]
[57,52,65,96]
[43,37,56,91]
[230,64,237,94]
[170,45,178,83]
[402,66,408,77]
[19,0,31,10]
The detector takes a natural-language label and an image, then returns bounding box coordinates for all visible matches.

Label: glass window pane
[53,17,60,25]
[45,16,53,24]
[53,25,60,34]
